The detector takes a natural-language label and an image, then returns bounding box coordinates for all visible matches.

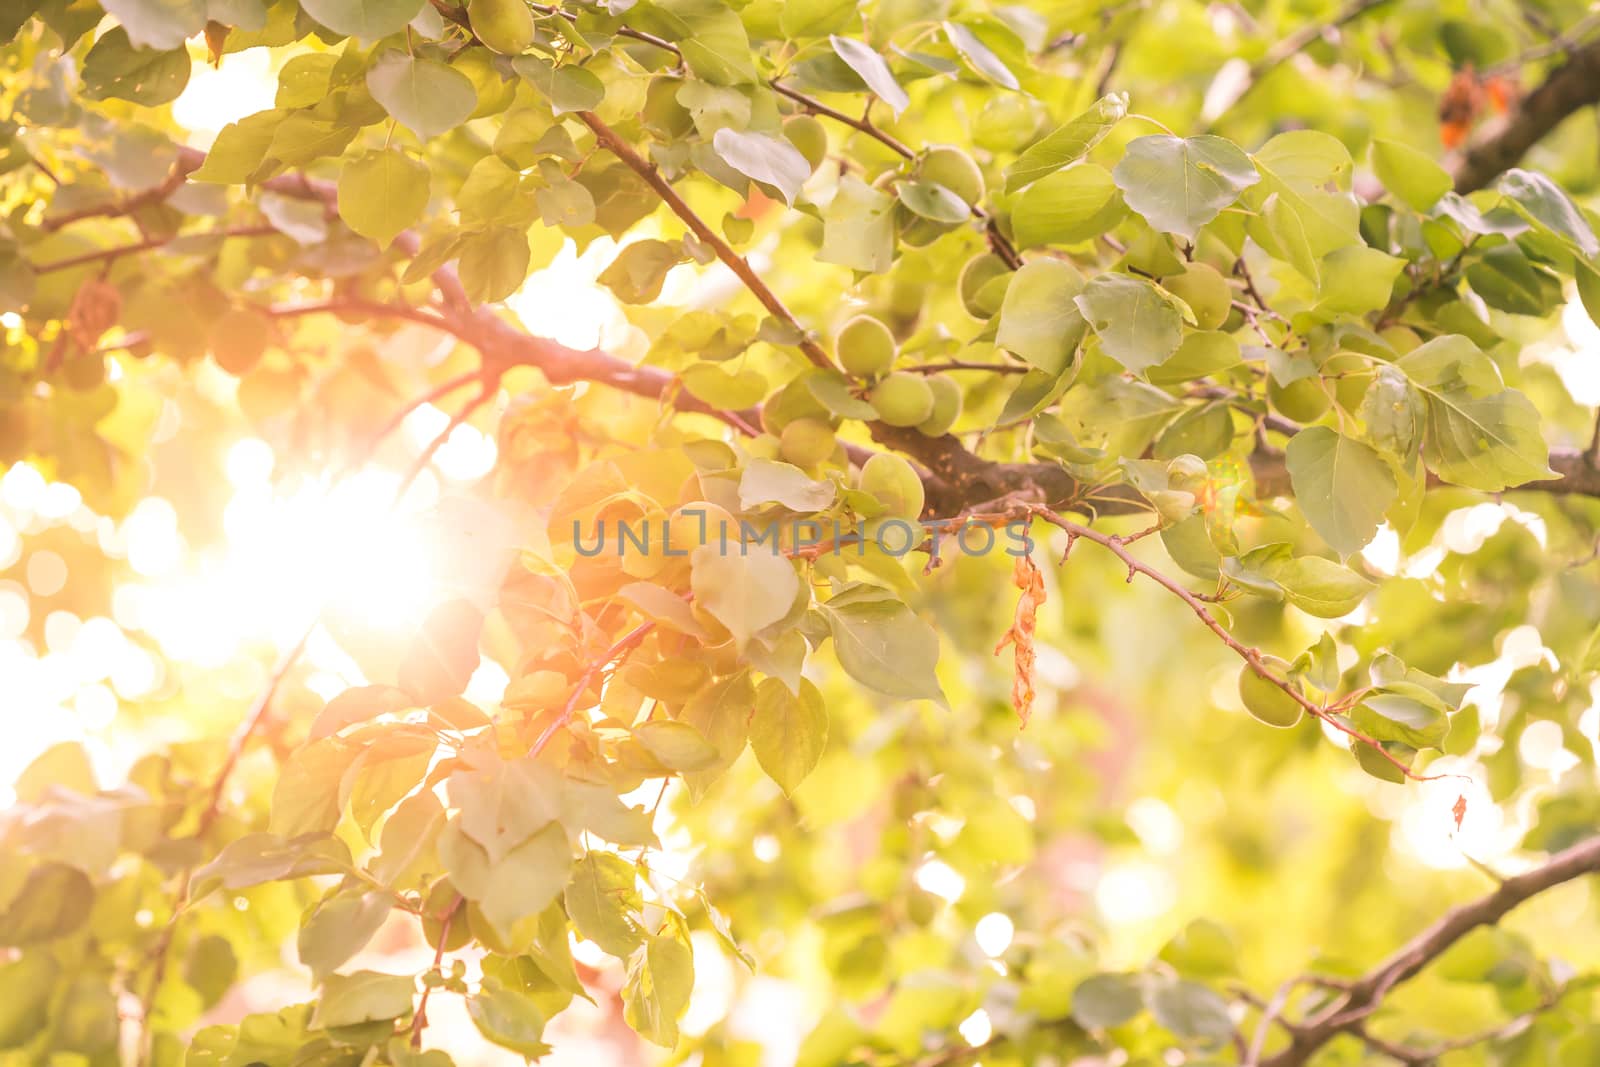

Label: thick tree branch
[67,146,1600,523]
[1452,38,1600,192]
[1260,834,1600,1067]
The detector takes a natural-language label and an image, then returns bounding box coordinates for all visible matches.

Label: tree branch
[1031,503,1439,779]
[122,145,1600,525]
[1260,835,1600,1067]
[577,110,836,370]
[1452,38,1600,192]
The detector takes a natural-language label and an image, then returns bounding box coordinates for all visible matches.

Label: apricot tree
[3,0,1600,1064]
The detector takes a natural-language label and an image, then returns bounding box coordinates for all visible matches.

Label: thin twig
[530,622,657,757]
[579,110,836,370]
[32,225,278,274]
[409,894,463,1048]
[1032,504,1449,781]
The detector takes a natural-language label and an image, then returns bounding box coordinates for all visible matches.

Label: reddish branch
[1031,505,1434,779]
[577,110,837,370]
[530,621,657,757]
[409,894,463,1048]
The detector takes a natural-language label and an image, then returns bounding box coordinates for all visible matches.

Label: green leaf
[690,543,800,650]
[298,890,391,982]
[0,864,93,946]
[819,175,896,273]
[80,29,190,106]
[632,720,720,772]
[1259,554,1374,618]
[1012,163,1124,247]
[623,927,695,1046]
[1359,364,1421,458]
[739,458,835,512]
[1248,130,1359,259]
[309,685,413,743]
[1371,139,1451,212]
[15,741,96,802]
[994,259,1086,374]
[1466,244,1561,316]
[438,820,571,938]
[1147,979,1233,1041]
[312,971,415,1030]
[101,0,205,50]
[821,595,946,704]
[468,978,551,1058]
[271,738,357,836]
[1071,972,1143,1029]
[1396,337,1555,491]
[1576,260,1600,331]
[447,750,562,864]
[1308,244,1405,320]
[1112,134,1258,238]
[648,0,757,86]
[679,671,758,797]
[750,677,828,795]
[943,20,1019,89]
[1004,93,1127,193]
[457,227,531,303]
[1351,693,1448,750]
[780,0,853,37]
[1497,168,1600,257]
[337,150,429,250]
[619,582,706,637]
[1074,273,1184,372]
[512,56,605,115]
[266,112,357,167]
[191,833,351,896]
[712,127,812,205]
[599,239,685,304]
[897,180,970,223]
[365,52,477,141]
[1284,427,1397,555]
[566,851,644,956]
[1147,330,1241,386]
[298,0,425,38]
[190,110,282,183]
[829,35,907,115]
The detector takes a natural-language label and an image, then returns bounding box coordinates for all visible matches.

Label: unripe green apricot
[919,145,985,206]
[974,94,1044,153]
[453,47,515,118]
[959,252,1011,319]
[868,372,935,427]
[1268,375,1331,423]
[745,434,782,461]
[667,501,738,553]
[917,374,962,436]
[783,114,829,171]
[1238,657,1305,728]
[641,78,695,139]
[760,377,832,434]
[468,0,535,55]
[859,452,925,521]
[837,315,897,379]
[1162,262,1232,331]
[897,212,954,248]
[1379,324,1423,355]
[779,417,837,467]
[1323,351,1373,411]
